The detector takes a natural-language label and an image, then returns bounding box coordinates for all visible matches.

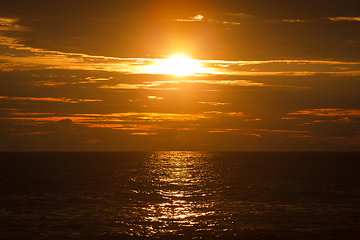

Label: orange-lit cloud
[2,110,260,136]
[217,21,241,26]
[327,135,360,146]
[2,28,360,76]
[285,109,360,127]
[176,14,204,22]
[288,108,360,117]
[300,117,354,125]
[282,19,306,23]
[255,129,311,134]
[223,12,252,17]
[0,96,102,103]
[84,123,166,131]
[226,112,245,117]
[328,17,360,22]
[5,112,212,123]
[131,132,158,136]
[11,131,50,136]
[30,81,68,86]
[207,128,311,138]
[148,96,163,100]
[99,80,266,90]
[199,102,229,106]
[85,77,113,82]
[99,79,312,91]
[176,13,242,25]
[2,111,218,136]
[9,112,55,116]
[0,17,29,31]
[204,59,360,65]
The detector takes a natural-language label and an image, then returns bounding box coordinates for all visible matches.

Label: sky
[0,0,360,151]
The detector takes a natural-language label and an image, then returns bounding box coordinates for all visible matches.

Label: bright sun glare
[148,54,203,76]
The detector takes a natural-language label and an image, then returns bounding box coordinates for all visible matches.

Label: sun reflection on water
[141,151,219,236]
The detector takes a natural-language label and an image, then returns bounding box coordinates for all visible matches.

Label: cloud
[217,21,241,25]
[30,81,68,86]
[288,108,360,117]
[1,19,360,77]
[256,129,311,134]
[99,79,312,91]
[9,112,55,116]
[328,17,360,22]
[5,112,211,123]
[2,110,260,136]
[286,108,360,127]
[58,119,74,129]
[207,128,310,138]
[11,131,50,136]
[281,19,306,23]
[176,13,241,25]
[131,132,158,136]
[0,96,102,103]
[199,102,229,106]
[226,112,245,117]
[85,77,113,82]
[0,17,29,31]
[176,14,204,22]
[204,59,360,65]
[148,96,163,100]
[100,80,266,90]
[223,12,252,18]
[198,59,360,76]
[301,117,354,125]
[100,82,162,90]
[0,33,156,72]
[2,111,216,135]
[327,135,360,146]
[214,12,252,25]
[3,36,360,76]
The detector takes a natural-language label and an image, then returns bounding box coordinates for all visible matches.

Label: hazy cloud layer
[1,19,360,76]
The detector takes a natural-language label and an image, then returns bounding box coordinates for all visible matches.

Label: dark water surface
[0,152,359,240]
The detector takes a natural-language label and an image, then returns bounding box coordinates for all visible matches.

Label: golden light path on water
[138,151,226,237]
[118,151,308,238]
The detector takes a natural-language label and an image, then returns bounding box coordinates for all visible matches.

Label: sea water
[0,152,359,240]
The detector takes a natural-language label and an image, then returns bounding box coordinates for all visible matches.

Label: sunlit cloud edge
[1,27,360,77]
[0,96,102,103]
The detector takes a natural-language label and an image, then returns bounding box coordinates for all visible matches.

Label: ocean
[0,152,359,240]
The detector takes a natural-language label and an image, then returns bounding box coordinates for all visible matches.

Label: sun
[148,54,203,76]
[163,55,200,76]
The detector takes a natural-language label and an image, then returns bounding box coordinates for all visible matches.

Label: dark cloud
[57,118,74,129]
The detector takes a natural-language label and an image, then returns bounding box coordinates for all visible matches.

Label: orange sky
[1,0,360,151]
